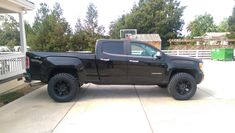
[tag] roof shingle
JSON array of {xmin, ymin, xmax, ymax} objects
[{"xmin": 133, "ymin": 34, "xmax": 161, "ymax": 42}]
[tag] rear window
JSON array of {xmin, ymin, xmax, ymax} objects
[{"xmin": 102, "ymin": 41, "xmax": 124, "ymax": 55}]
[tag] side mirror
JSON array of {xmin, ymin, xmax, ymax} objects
[{"xmin": 154, "ymin": 51, "xmax": 162, "ymax": 59}]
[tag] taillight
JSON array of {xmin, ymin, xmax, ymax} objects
[{"xmin": 26, "ymin": 56, "xmax": 30, "ymax": 69}]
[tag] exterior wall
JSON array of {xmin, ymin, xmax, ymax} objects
[{"xmin": 145, "ymin": 41, "xmax": 161, "ymax": 49}]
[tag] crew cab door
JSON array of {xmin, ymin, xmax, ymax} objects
[
  {"xmin": 96, "ymin": 40, "xmax": 128, "ymax": 84},
  {"xmin": 127, "ymin": 41, "xmax": 166, "ymax": 85}
]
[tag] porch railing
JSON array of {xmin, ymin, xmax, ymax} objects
[{"xmin": 0, "ymin": 52, "xmax": 25, "ymax": 81}]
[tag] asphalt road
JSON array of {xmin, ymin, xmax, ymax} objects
[{"xmin": 0, "ymin": 60, "xmax": 235, "ymax": 133}]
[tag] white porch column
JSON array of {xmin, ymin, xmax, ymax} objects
[{"xmin": 19, "ymin": 12, "xmax": 27, "ymax": 54}]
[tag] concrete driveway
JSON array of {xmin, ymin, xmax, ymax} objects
[{"xmin": 0, "ymin": 60, "xmax": 235, "ymax": 133}]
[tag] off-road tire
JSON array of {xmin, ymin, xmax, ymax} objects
[
  {"xmin": 167, "ymin": 73, "xmax": 197, "ymax": 100},
  {"xmin": 48, "ymin": 73, "xmax": 78, "ymax": 102}
]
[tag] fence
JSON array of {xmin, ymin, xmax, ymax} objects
[
  {"xmin": 162, "ymin": 50, "xmax": 212, "ymax": 59},
  {"xmin": 0, "ymin": 52, "xmax": 25, "ymax": 81},
  {"xmin": 162, "ymin": 50, "xmax": 235, "ymax": 59}
]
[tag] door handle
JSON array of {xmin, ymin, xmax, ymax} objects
[
  {"xmin": 100, "ymin": 58, "xmax": 110, "ymax": 61},
  {"xmin": 129, "ymin": 60, "xmax": 139, "ymax": 63}
]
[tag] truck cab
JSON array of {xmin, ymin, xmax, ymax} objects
[{"xmin": 95, "ymin": 40, "xmax": 166, "ymax": 85}]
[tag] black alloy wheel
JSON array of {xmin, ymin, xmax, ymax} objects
[
  {"xmin": 175, "ymin": 79, "xmax": 192, "ymax": 96},
  {"xmin": 54, "ymin": 80, "xmax": 71, "ymax": 97}
]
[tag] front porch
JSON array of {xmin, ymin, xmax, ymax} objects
[{"xmin": 0, "ymin": 0, "xmax": 34, "ymax": 83}]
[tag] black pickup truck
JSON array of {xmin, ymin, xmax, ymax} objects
[{"xmin": 24, "ymin": 39, "xmax": 204, "ymax": 102}]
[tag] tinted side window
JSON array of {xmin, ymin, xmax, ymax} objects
[
  {"xmin": 130, "ymin": 42, "xmax": 157, "ymax": 57},
  {"xmin": 102, "ymin": 42, "xmax": 124, "ymax": 55}
]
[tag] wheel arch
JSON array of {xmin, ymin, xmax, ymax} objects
[
  {"xmin": 169, "ymin": 69, "xmax": 197, "ymax": 81},
  {"xmin": 40, "ymin": 56, "xmax": 85, "ymax": 84},
  {"xmin": 49, "ymin": 67, "xmax": 78, "ymax": 79}
]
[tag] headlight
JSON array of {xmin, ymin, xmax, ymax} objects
[{"xmin": 199, "ymin": 62, "xmax": 203, "ymax": 71}]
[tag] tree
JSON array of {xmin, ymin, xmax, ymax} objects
[
  {"xmin": 6, "ymin": 39, "xmax": 16, "ymax": 51},
  {"xmin": 69, "ymin": 31, "xmax": 88, "ymax": 51},
  {"xmin": 74, "ymin": 18, "xmax": 83, "ymax": 33},
  {"xmin": 109, "ymin": 0, "xmax": 185, "ymax": 49},
  {"xmin": 109, "ymin": 15, "xmax": 127, "ymax": 38},
  {"xmin": 83, "ymin": 3, "xmax": 105, "ymax": 51},
  {"xmin": 217, "ymin": 18, "xmax": 229, "ymax": 32},
  {"xmin": 0, "ymin": 15, "xmax": 20, "ymax": 50},
  {"xmin": 139, "ymin": 0, "xmax": 147, "ymax": 5},
  {"xmin": 68, "ymin": 3, "xmax": 106, "ymax": 52},
  {"xmin": 25, "ymin": 21, "xmax": 34, "ymax": 51},
  {"xmin": 84, "ymin": 3, "xmax": 98, "ymax": 36},
  {"xmin": 25, "ymin": 2, "xmax": 105, "ymax": 52},
  {"xmin": 68, "ymin": 18, "xmax": 87, "ymax": 51},
  {"xmin": 228, "ymin": 5, "xmax": 235, "ymax": 38},
  {"xmin": 228, "ymin": 5, "xmax": 235, "ymax": 32},
  {"xmin": 187, "ymin": 13, "xmax": 217, "ymax": 38},
  {"xmin": 27, "ymin": 3, "xmax": 72, "ymax": 51}
]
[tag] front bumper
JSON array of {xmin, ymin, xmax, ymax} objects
[{"xmin": 196, "ymin": 71, "xmax": 204, "ymax": 84}]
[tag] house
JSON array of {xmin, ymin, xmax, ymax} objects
[
  {"xmin": 0, "ymin": 0, "xmax": 34, "ymax": 82},
  {"xmin": 194, "ymin": 32, "xmax": 230, "ymax": 45},
  {"xmin": 0, "ymin": 0, "xmax": 34, "ymax": 53},
  {"xmin": 204, "ymin": 32, "xmax": 230, "ymax": 45},
  {"xmin": 132, "ymin": 34, "xmax": 162, "ymax": 49}
]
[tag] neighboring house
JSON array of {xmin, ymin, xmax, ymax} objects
[
  {"xmin": 194, "ymin": 32, "xmax": 230, "ymax": 45},
  {"xmin": 131, "ymin": 34, "xmax": 162, "ymax": 49}
]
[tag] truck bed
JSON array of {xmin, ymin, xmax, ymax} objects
[
  {"xmin": 26, "ymin": 51, "xmax": 98, "ymax": 83},
  {"xmin": 28, "ymin": 52, "xmax": 96, "ymax": 60}
]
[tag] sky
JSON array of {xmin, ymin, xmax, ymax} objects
[{"xmin": 24, "ymin": 0, "xmax": 235, "ymax": 35}]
